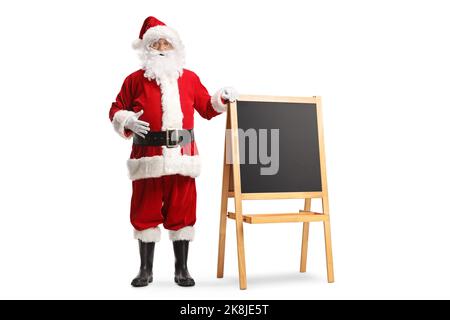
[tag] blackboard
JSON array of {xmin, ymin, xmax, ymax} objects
[
  {"xmin": 217, "ymin": 96, "xmax": 334, "ymax": 289},
  {"xmin": 236, "ymin": 100, "xmax": 322, "ymax": 193}
]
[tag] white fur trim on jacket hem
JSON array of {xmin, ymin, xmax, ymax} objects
[
  {"xmin": 112, "ymin": 110, "xmax": 135, "ymax": 139},
  {"xmin": 134, "ymin": 227, "xmax": 161, "ymax": 243},
  {"xmin": 127, "ymin": 148, "xmax": 201, "ymax": 180},
  {"xmin": 211, "ymin": 89, "xmax": 227, "ymax": 113},
  {"xmin": 169, "ymin": 226, "xmax": 195, "ymax": 241}
]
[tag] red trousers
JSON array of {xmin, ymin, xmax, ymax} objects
[{"xmin": 130, "ymin": 174, "xmax": 197, "ymax": 232}]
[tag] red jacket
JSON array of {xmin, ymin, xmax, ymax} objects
[{"xmin": 109, "ymin": 69, "xmax": 227, "ymax": 180}]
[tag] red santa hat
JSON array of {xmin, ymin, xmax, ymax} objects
[{"xmin": 132, "ymin": 16, "xmax": 183, "ymax": 51}]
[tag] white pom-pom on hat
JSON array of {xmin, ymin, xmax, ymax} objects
[{"xmin": 132, "ymin": 39, "xmax": 143, "ymax": 50}]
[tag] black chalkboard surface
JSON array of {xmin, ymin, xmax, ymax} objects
[{"xmin": 236, "ymin": 100, "xmax": 322, "ymax": 193}]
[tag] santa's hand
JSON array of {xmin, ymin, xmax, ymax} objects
[
  {"xmin": 220, "ymin": 86, "xmax": 239, "ymax": 103},
  {"xmin": 124, "ymin": 110, "xmax": 150, "ymax": 138}
]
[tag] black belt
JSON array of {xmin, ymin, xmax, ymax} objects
[{"xmin": 133, "ymin": 129, "xmax": 194, "ymax": 147}]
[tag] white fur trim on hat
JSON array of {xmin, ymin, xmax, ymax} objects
[
  {"xmin": 169, "ymin": 226, "xmax": 195, "ymax": 241},
  {"xmin": 134, "ymin": 226, "xmax": 161, "ymax": 243},
  {"xmin": 132, "ymin": 25, "xmax": 183, "ymax": 51},
  {"xmin": 127, "ymin": 149, "xmax": 201, "ymax": 180},
  {"xmin": 211, "ymin": 89, "xmax": 228, "ymax": 113},
  {"xmin": 112, "ymin": 110, "xmax": 135, "ymax": 139}
]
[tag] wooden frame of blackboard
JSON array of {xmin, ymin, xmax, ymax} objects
[{"xmin": 216, "ymin": 95, "xmax": 335, "ymax": 290}]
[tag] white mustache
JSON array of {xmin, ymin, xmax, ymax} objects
[
  {"xmin": 139, "ymin": 46, "xmax": 184, "ymax": 83},
  {"xmin": 146, "ymin": 48, "xmax": 172, "ymax": 58}
]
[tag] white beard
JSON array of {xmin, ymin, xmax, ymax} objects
[{"xmin": 139, "ymin": 47, "xmax": 185, "ymax": 85}]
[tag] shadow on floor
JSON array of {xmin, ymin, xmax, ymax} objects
[{"xmin": 152, "ymin": 271, "xmax": 324, "ymax": 289}]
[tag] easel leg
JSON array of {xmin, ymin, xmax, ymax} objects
[
  {"xmin": 300, "ymin": 198, "xmax": 311, "ymax": 272},
  {"xmin": 227, "ymin": 102, "xmax": 247, "ymax": 289},
  {"xmin": 235, "ymin": 215, "xmax": 247, "ymax": 290},
  {"xmin": 217, "ymin": 165, "xmax": 230, "ymax": 278},
  {"xmin": 300, "ymin": 223, "xmax": 310, "ymax": 272},
  {"xmin": 323, "ymin": 220, "xmax": 335, "ymax": 283},
  {"xmin": 321, "ymin": 195, "xmax": 334, "ymax": 283}
]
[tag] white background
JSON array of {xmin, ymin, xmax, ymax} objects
[{"xmin": 0, "ymin": 0, "xmax": 449, "ymax": 300}]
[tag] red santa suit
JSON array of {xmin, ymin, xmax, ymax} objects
[{"xmin": 109, "ymin": 17, "xmax": 228, "ymax": 243}]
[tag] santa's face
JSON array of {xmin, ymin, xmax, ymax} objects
[
  {"xmin": 148, "ymin": 38, "xmax": 174, "ymax": 51},
  {"xmin": 139, "ymin": 37, "xmax": 184, "ymax": 83}
]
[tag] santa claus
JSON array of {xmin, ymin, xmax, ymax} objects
[{"xmin": 109, "ymin": 16, "xmax": 238, "ymax": 287}]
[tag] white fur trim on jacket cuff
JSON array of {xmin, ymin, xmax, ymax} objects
[
  {"xmin": 169, "ymin": 226, "xmax": 195, "ymax": 241},
  {"xmin": 134, "ymin": 227, "xmax": 161, "ymax": 243},
  {"xmin": 211, "ymin": 89, "xmax": 228, "ymax": 113},
  {"xmin": 112, "ymin": 110, "xmax": 135, "ymax": 139}
]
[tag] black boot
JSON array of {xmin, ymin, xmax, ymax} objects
[
  {"xmin": 173, "ymin": 240, "xmax": 195, "ymax": 287},
  {"xmin": 131, "ymin": 240, "xmax": 155, "ymax": 287}
]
